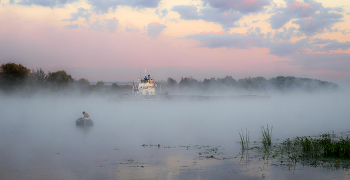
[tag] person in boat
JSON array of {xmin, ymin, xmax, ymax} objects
[{"xmin": 82, "ymin": 111, "xmax": 90, "ymax": 119}]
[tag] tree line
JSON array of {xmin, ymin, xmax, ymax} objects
[
  {"xmin": 0, "ymin": 62, "xmax": 340, "ymax": 95},
  {"xmin": 0, "ymin": 62, "xmax": 119, "ymax": 94},
  {"xmin": 158, "ymin": 75, "xmax": 340, "ymax": 93}
]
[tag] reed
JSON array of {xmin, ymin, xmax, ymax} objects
[
  {"xmin": 239, "ymin": 128, "xmax": 249, "ymax": 150},
  {"xmin": 261, "ymin": 124, "xmax": 273, "ymax": 147},
  {"xmin": 298, "ymin": 133, "xmax": 350, "ymax": 159}
]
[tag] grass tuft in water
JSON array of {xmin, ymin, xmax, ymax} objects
[
  {"xmin": 296, "ymin": 133, "xmax": 350, "ymax": 159},
  {"xmin": 239, "ymin": 128, "xmax": 249, "ymax": 150},
  {"xmin": 261, "ymin": 124, "xmax": 273, "ymax": 147},
  {"xmin": 276, "ymin": 133, "xmax": 350, "ymax": 169}
]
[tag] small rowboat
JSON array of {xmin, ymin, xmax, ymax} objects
[{"xmin": 76, "ymin": 118, "xmax": 93, "ymax": 126}]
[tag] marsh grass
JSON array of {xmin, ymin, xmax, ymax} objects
[
  {"xmin": 275, "ymin": 133, "xmax": 350, "ymax": 169},
  {"xmin": 261, "ymin": 124, "xmax": 272, "ymax": 147},
  {"xmin": 247, "ymin": 130, "xmax": 350, "ymax": 170},
  {"xmin": 297, "ymin": 134, "xmax": 350, "ymax": 159},
  {"xmin": 239, "ymin": 128, "xmax": 249, "ymax": 150}
]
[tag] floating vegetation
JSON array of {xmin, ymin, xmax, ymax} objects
[
  {"xmin": 206, "ymin": 155, "xmax": 215, "ymax": 159},
  {"xmin": 261, "ymin": 124, "xmax": 272, "ymax": 147},
  {"xmin": 251, "ymin": 132, "xmax": 350, "ymax": 170},
  {"xmin": 239, "ymin": 128, "xmax": 249, "ymax": 150},
  {"xmin": 283, "ymin": 133, "xmax": 350, "ymax": 159}
]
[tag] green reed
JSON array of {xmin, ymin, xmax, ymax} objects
[
  {"xmin": 261, "ymin": 124, "xmax": 273, "ymax": 147},
  {"xmin": 239, "ymin": 128, "xmax": 249, "ymax": 150}
]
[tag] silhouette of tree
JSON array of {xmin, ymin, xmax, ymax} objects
[
  {"xmin": 46, "ymin": 70, "xmax": 74, "ymax": 88},
  {"xmin": 167, "ymin": 77, "xmax": 177, "ymax": 86},
  {"xmin": 112, "ymin": 83, "xmax": 118, "ymax": 89},
  {"xmin": 179, "ymin": 77, "xmax": 198, "ymax": 88},
  {"xmin": 30, "ymin": 68, "xmax": 47, "ymax": 87},
  {"xmin": 0, "ymin": 62, "xmax": 30, "ymax": 90},
  {"xmin": 77, "ymin": 78, "xmax": 90, "ymax": 87},
  {"xmin": 96, "ymin": 81, "xmax": 105, "ymax": 87}
]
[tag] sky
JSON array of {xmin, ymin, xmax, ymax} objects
[{"xmin": 1, "ymin": 0, "xmax": 350, "ymax": 84}]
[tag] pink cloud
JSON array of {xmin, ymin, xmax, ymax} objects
[
  {"xmin": 243, "ymin": 0, "xmax": 256, "ymax": 3},
  {"xmin": 303, "ymin": 49, "xmax": 329, "ymax": 55},
  {"xmin": 199, "ymin": 31, "xmax": 224, "ymax": 34},
  {"xmin": 149, "ymin": 22, "xmax": 161, "ymax": 25},
  {"xmin": 291, "ymin": 1, "xmax": 300, "ymax": 7},
  {"xmin": 112, "ymin": 17, "xmax": 118, "ymax": 20},
  {"xmin": 287, "ymin": 1, "xmax": 310, "ymax": 10},
  {"xmin": 209, "ymin": 31, "xmax": 224, "ymax": 34},
  {"xmin": 242, "ymin": 33, "xmax": 247, "ymax": 36}
]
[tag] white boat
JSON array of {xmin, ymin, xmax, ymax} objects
[{"xmin": 132, "ymin": 69, "xmax": 157, "ymax": 96}]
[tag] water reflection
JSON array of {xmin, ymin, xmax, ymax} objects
[{"xmin": 75, "ymin": 123, "xmax": 93, "ymax": 135}]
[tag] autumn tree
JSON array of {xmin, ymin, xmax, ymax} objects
[
  {"xmin": 46, "ymin": 70, "xmax": 74, "ymax": 88},
  {"xmin": 0, "ymin": 62, "xmax": 31, "ymax": 90}
]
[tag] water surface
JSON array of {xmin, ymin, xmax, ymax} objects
[{"xmin": 1, "ymin": 93, "xmax": 349, "ymax": 179}]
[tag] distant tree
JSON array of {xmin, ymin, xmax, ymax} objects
[
  {"xmin": 203, "ymin": 78, "xmax": 210, "ymax": 85},
  {"xmin": 112, "ymin": 83, "xmax": 118, "ymax": 89},
  {"xmin": 96, "ymin": 81, "xmax": 105, "ymax": 88},
  {"xmin": 179, "ymin": 77, "xmax": 189, "ymax": 87},
  {"xmin": 46, "ymin": 70, "xmax": 74, "ymax": 87},
  {"xmin": 251, "ymin": 76, "xmax": 267, "ymax": 90},
  {"xmin": 167, "ymin": 77, "xmax": 177, "ymax": 86},
  {"xmin": 220, "ymin": 76, "xmax": 237, "ymax": 86},
  {"xmin": 267, "ymin": 76, "xmax": 340, "ymax": 92},
  {"xmin": 179, "ymin": 77, "xmax": 199, "ymax": 88},
  {"xmin": 238, "ymin": 77, "xmax": 253, "ymax": 89},
  {"xmin": 30, "ymin": 68, "xmax": 46, "ymax": 87},
  {"xmin": 0, "ymin": 62, "xmax": 31, "ymax": 90},
  {"xmin": 203, "ymin": 78, "xmax": 216, "ymax": 85},
  {"xmin": 77, "ymin": 78, "xmax": 90, "ymax": 87}
]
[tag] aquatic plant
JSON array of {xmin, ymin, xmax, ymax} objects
[
  {"xmin": 261, "ymin": 124, "xmax": 272, "ymax": 147},
  {"xmin": 298, "ymin": 134, "xmax": 350, "ymax": 159},
  {"xmin": 239, "ymin": 128, "xmax": 249, "ymax": 150},
  {"xmin": 248, "ymin": 131, "xmax": 350, "ymax": 170}
]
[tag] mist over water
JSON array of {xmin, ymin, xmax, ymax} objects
[{"xmin": 1, "ymin": 91, "xmax": 350, "ymax": 179}]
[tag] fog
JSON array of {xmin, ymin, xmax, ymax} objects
[{"xmin": 1, "ymin": 91, "xmax": 350, "ymax": 179}]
